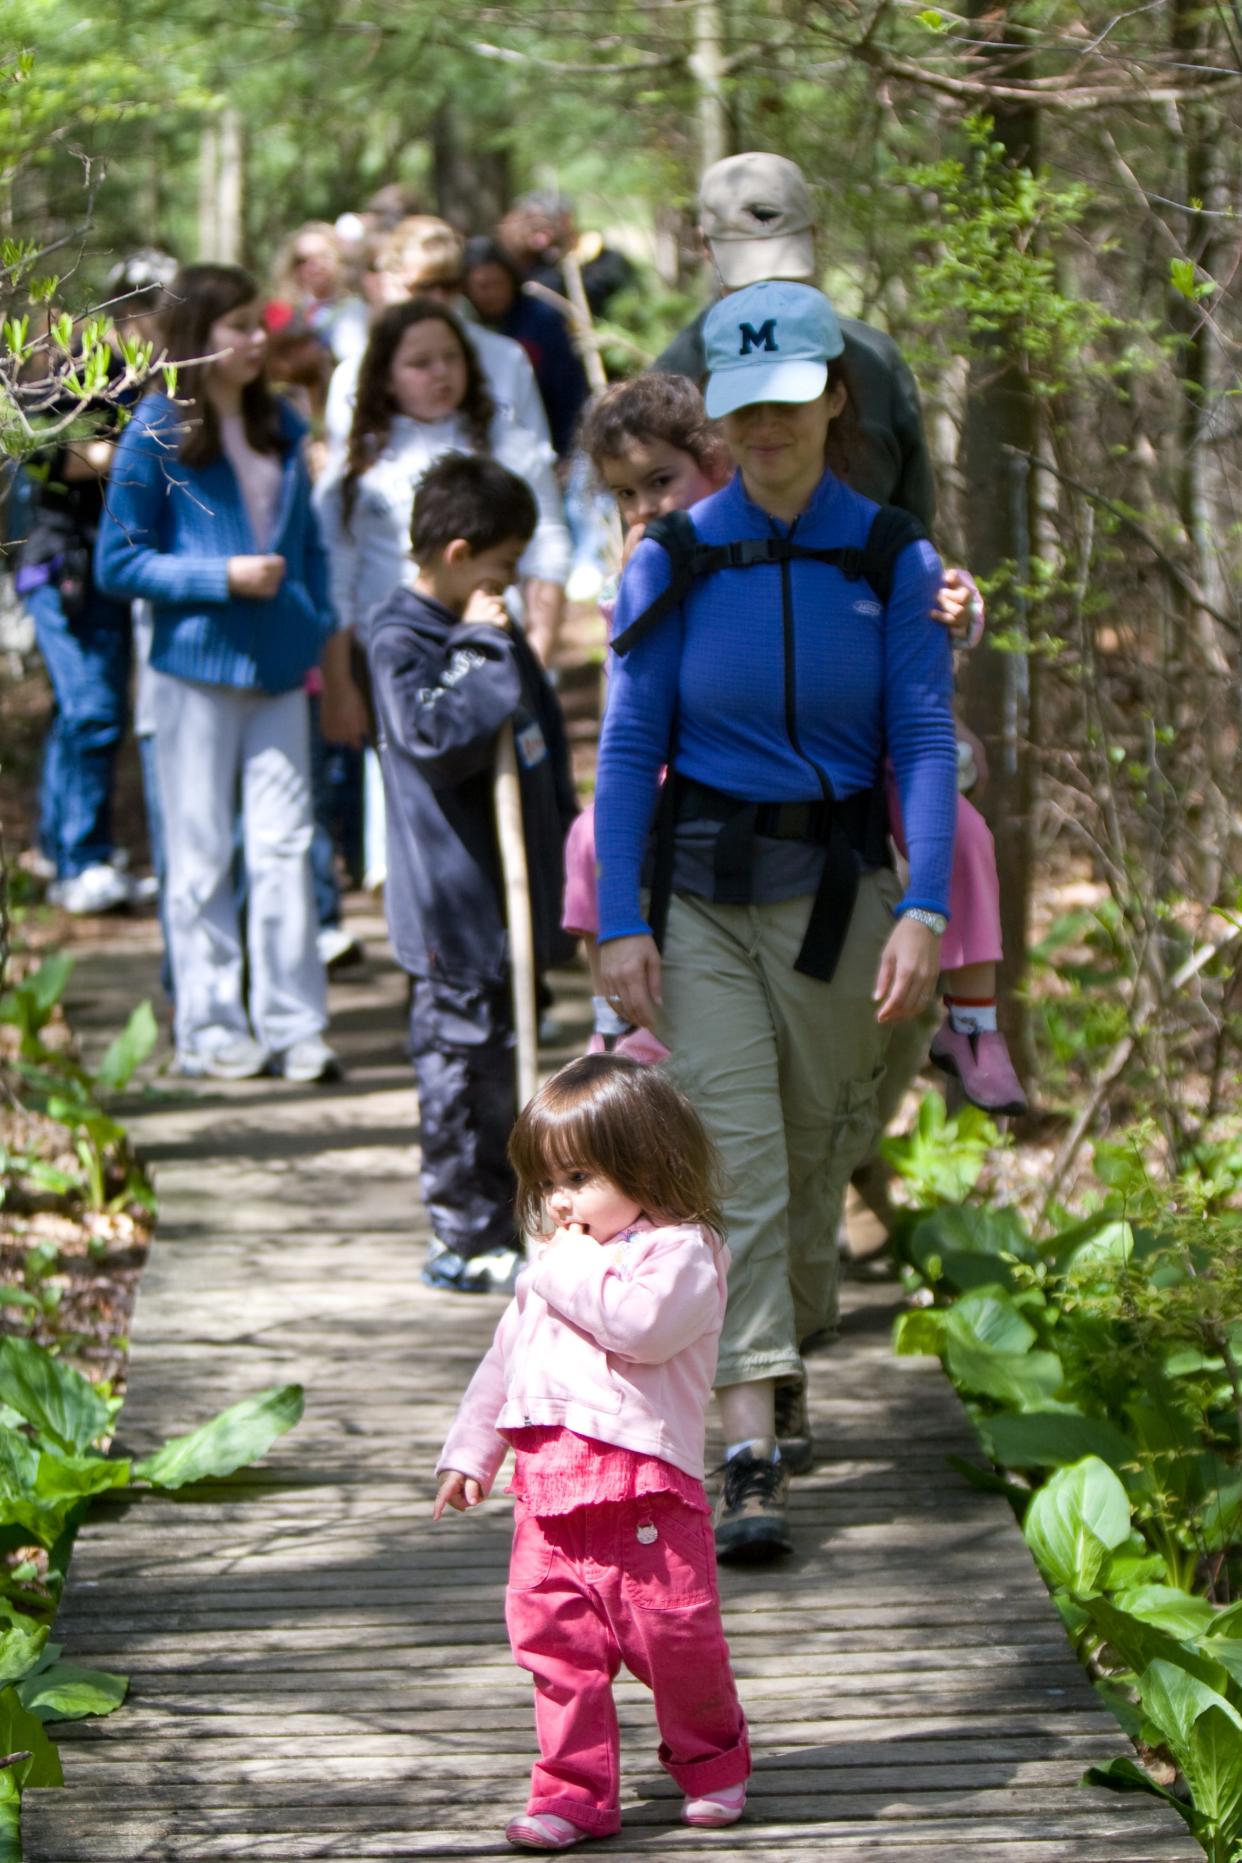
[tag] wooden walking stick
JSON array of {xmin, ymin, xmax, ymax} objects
[{"xmin": 493, "ymin": 717, "xmax": 539, "ymax": 1134}]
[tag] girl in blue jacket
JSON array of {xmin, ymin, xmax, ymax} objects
[{"xmin": 96, "ymin": 263, "xmax": 339, "ymax": 1082}]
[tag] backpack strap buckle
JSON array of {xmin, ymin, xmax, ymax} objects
[{"xmin": 721, "ymin": 537, "xmax": 780, "ymax": 570}]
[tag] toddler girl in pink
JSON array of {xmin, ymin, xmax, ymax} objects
[
  {"xmin": 434, "ymin": 1054, "xmax": 750, "ymax": 1849},
  {"xmin": 566, "ymin": 372, "xmax": 1025, "ymax": 1115}
]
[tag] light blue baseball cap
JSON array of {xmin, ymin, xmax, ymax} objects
[{"xmin": 703, "ymin": 280, "xmax": 844, "ymax": 419}]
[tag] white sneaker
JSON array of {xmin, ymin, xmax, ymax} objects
[
  {"xmin": 177, "ymin": 1035, "xmax": 270, "ymax": 1080},
  {"xmin": 316, "ymin": 927, "xmax": 364, "ymax": 971},
  {"xmin": 276, "ymin": 1036, "xmax": 342, "ymax": 1084},
  {"xmin": 56, "ymin": 863, "xmax": 133, "ymax": 916}
]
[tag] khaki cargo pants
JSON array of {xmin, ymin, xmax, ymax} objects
[{"xmin": 658, "ymin": 871, "xmax": 900, "ymax": 1390}]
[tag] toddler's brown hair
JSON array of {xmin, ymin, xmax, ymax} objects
[{"xmin": 508, "ymin": 1054, "xmax": 725, "ymax": 1240}]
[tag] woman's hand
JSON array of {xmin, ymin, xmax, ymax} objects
[
  {"xmin": 432, "ymin": 1470, "xmax": 484, "ymax": 1520},
  {"xmin": 932, "ymin": 567, "xmax": 985, "ymax": 643},
  {"xmin": 873, "ymin": 915, "xmax": 942, "ymax": 1025},
  {"xmin": 228, "ymin": 553, "xmax": 287, "ymax": 600},
  {"xmin": 598, "ymin": 933, "xmax": 663, "ymax": 1033}
]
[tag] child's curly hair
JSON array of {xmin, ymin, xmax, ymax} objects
[
  {"xmin": 508, "ymin": 1054, "xmax": 725, "ymax": 1240},
  {"xmin": 576, "ymin": 373, "xmax": 729, "ymax": 484}
]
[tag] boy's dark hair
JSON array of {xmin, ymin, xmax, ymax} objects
[
  {"xmin": 155, "ymin": 263, "xmax": 284, "ymax": 468},
  {"xmin": 577, "ymin": 372, "xmax": 729, "ymax": 482},
  {"xmin": 508, "ymin": 1053, "xmax": 725, "ymax": 1240},
  {"xmin": 410, "ymin": 451, "xmax": 537, "ymax": 561}
]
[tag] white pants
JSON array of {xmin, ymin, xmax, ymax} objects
[{"xmin": 153, "ymin": 676, "xmax": 326, "ymax": 1059}]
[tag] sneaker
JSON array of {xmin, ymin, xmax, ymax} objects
[
  {"xmin": 422, "ymin": 1238, "xmax": 523, "ymax": 1296},
  {"xmin": 774, "ymin": 1373, "xmax": 814, "ymax": 1475},
  {"xmin": 54, "ymin": 862, "xmax": 132, "ymax": 916},
  {"xmin": 316, "ymin": 926, "xmax": 364, "ymax": 971},
  {"xmin": 713, "ymin": 1445, "xmax": 793, "ymax": 1564},
  {"xmin": 275, "ymin": 1036, "xmax": 343, "ymax": 1084},
  {"xmin": 683, "ymin": 1782, "xmax": 746, "ymax": 1828},
  {"xmin": 930, "ymin": 1018, "xmax": 1028, "ymax": 1117},
  {"xmin": 504, "ymin": 1812, "xmax": 587, "ymax": 1851},
  {"xmin": 177, "ymin": 1035, "xmax": 270, "ymax": 1080}
]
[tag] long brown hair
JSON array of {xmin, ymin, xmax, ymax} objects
[
  {"xmin": 822, "ymin": 356, "xmax": 861, "ymax": 484},
  {"xmin": 508, "ymin": 1055, "xmax": 725, "ymax": 1240},
  {"xmin": 156, "ymin": 264, "xmax": 283, "ymax": 467},
  {"xmin": 340, "ymin": 299, "xmax": 494, "ymax": 528}
]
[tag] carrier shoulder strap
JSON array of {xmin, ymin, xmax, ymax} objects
[{"xmin": 610, "ymin": 503, "xmax": 929, "ymax": 658}]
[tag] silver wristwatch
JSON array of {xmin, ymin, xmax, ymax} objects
[{"xmin": 902, "ymin": 907, "xmax": 947, "ymax": 937}]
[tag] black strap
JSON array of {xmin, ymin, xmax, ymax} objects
[{"xmin": 612, "ymin": 504, "xmax": 928, "ymax": 657}]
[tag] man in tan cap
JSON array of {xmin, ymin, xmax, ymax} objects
[{"xmin": 654, "ymin": 152, "xmax": 934, "ymax": 527}]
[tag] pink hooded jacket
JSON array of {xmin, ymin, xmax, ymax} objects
[{"xmin": 436, "ymin": 1219, "xmax": 729, "ymax": 1488}]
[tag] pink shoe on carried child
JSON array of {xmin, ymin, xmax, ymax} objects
[
  {"xmin": 930, "ymin": 1016, "xmax": 1028, "ymax": 1117},
  {"xmin": 505, "ymin": 1811, "xmax": 589, "ymax": 1850},
  {"xmin": 683, "ymin": 1781, "xmax": 746, "ymax": 1828},
  {"xmin": 584, "ymin": 1027, "xmax": 670, "ymax": 1066}
]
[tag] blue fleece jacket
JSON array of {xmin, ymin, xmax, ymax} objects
[
  {"xmin": 595, "ymin": 469, "xmax": 958, "ymax": 940},
  {"xmin": 94, "ymin": 393, "xmax": 335, "ymax": 694}
]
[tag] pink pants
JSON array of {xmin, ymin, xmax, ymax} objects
[
  {"xmin": 567, "ymin": 788, "xmax": 1003, "ymax": 975},
  {"xmin": 504, "ymin": 1495, "xmax": 750, "ymax": 1836},
  {"xmin": 886, "ymin": 781, "xmax": 1003, "ymax": 973}
]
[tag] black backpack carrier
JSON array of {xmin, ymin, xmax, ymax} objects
[{"xmin": 610, "ymin": 505, "xmax": 928, "ymax": 984}]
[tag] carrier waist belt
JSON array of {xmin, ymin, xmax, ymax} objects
[{"xmin": 662, "ymin": 777, "xmax": 890, "ymax": 983}]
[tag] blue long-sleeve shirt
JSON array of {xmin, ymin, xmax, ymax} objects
[
  {"xmin": 94, "ymin": 393, "xmax": 335, "ymax": 694},
  {"xmin": 595, "ymin": 469, "xmax": 957, "ymax": 941}
]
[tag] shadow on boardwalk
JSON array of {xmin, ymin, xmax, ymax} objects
[{"xmin": 24, "ymin": 915, "xmax": 1196, "ymax": 1862}]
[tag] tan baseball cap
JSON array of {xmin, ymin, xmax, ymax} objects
[{"xmin": 698, "ymin": 153, "xmax": 816, "ymax": 289}]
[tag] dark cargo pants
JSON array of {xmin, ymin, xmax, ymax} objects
[{"xmin": 408, "ymin": 972, "xmax": 519, "ymax": 1260}]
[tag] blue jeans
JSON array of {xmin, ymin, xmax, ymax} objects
[
  {"xmin": 26, "ymin": 580, "xmax": 131, "ymax": 877},
  {"xmin": 308, "ymin": 694, "xmax": 362, "ymax": 930}
]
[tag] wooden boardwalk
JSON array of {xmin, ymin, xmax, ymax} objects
[{"xmin": 25, "ymin": 919, "xmax": 1196, "ymax": 1861}]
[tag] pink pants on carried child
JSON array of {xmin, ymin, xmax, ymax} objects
[{"xmin": 564, "ymin": 787, "xmax": 1003, "ymax": 977}]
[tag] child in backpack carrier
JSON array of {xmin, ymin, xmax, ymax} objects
[
  {"xmin": 434, "ymin": 1054, "xmax": 750, "ymax": 1849},
  {"xmin": 571, "ymin": 372, "xmax": 1026, "ymax": 1117}
]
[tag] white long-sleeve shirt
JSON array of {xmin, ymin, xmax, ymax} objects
[{"xmin": 314, "ymin": 411, "xmax": 570, "ymax": 639}]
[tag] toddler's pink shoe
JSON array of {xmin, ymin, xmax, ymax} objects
[
  {"xmin": 930, "ymin": 1017, "xmax": 1028, "ymax": 1117},
  {"xmin": 505, "ymin": 1812, "xmax": 589, "ymax": 1850},
  {"xmin": 683, "ymin": 1781, "xmax": 746, "ymax": 1827}
]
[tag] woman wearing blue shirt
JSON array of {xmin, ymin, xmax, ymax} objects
[
  {"xmin": 96, "ymin": 263, "xmax": 339, "ymax": 1083},
  {"xmin": 595, "ymin": 282, "xmax": 957, "ymax": 1562}
]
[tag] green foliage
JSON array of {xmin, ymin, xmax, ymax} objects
[
  {"xmin": 890, "ymin": 1125, "xmax": 1242, "ymax": 1860},
  {"xmin": 880, "ymin": 1092, "xmax": 1002, "ymax": 1205},
  {"xmin": 134, "ymin": 1384, "xmax": 305, "ymax": 1490},
  {"xmin": 0, "ymin": 957, "xmax": 156, "ymax": 1213}
]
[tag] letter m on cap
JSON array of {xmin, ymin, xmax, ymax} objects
[{"xmin": 738, "ymin": 318, "xmax": 778, "ymax": 356}]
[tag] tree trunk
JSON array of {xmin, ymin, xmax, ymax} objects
[
  {"xmin": 691, "ymin": 0, "xmax": 732, "ymax": 174},
  {"xmin": 956, "ymin": 8, "xmax": 1041, "ymax": 1063},
  {"xmin": 431, "ymin": 100, "xmax": 511, "ymax": 233}
]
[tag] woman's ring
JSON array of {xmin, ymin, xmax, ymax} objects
[{"xmin": 607, "ymin": 993, "xmax": 623, "ymax": 1003}]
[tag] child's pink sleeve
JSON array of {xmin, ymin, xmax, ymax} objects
[
  {"xmin": 436, "ymin": 1298, "xmax": 520, "ymax": 1491},
  {"xmin": 561, "ymin": 804, "xmax": 599, "ymax": 937}
]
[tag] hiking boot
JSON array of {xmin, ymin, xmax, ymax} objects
[
  {"xmin": 713, "ymin": 1446, "xmax": 792, "ymax": 1564},
  {"xmin": 930, "ymin": 1018, "xmax": 1028, "ymax": 1117},
  {"xmin": 774, "ymin": 1374, "xmax": 814, "ymax": 1474}
]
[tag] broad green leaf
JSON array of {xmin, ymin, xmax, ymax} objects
[
  {"xmin": 1140, "ymin": 1659, "xmax": 1242, "ymax": 1762},
  {"xmin": 1112, "ymin": 1585, "xmax": 1216, "ymax": 1641},
  {"xmin": 1198, "ymin": 1640, "xmax": 1242, "ymax": 1693},
  {"xmin": 0, "ymin": 1338, "xmax": 110, "ymax": 1454},
  {"xmin": 1063, "ymin": 1219, "xmax": 1136, "ymax": 1270},
  {"xmin": 910, "ymin": 1202, "xmax": 1035, "ymax": 1263},
  {"xmin": 1199, "ymin": 1475, "xmax": 1242, "ymax": 1553},
  {"xmin": 135, "ymin": 1384, "xmax": 304, "ymax": 1489},
  {"xmin": 0, "ymin": 1771, "xmax": 18, "ymax": 1863},
  {"xmin": 17, "ymin": 1659, "xmax": 127, "ymax": 1722},
  {"xmin": 1023, "ymin": 1456, "xmax": 1130, "ymax": 1592},
  {"xmin": 980, "ymin": 1410, "xmax": 1137, "ymax": 1473},
  {"xmin": 891, "ymin": 1308, "xmax": 945, "ymax": 1356},
  {"xmin": 1100, "ymin": 1544, "xmax": 1172, "ymax": 1590},
  {"xmin": 1188, "ymin": 1703, "xmax": 1242, "ymax": 1830},
  {"xmin": 944, "ymin": 1289, "xmax": 1038, "ymax": 1355},
  {"xmin": 1085, "ymin": 1596, "xmax": 1229, "ymax": 1693},
  {"xmin": 945, "ymin": 1336, "xmax": 1064, "ymax": 1409},
  {"xmin": 0, "ymin": 1428, "xmax": 39, "ymax": 1500},
  {"xmin": 93, "ymin": 1000, "xmax": 158, "ymax": 1092},
  {"xmin": 1082, "ymin": 1754, "xmax": 1196, "ymax": 1829},
  {"xmin": 0, "ymin": 1620, "xmax": 48, "ymax": 1687},
  {"xmin": 0, "ymin": 1683, "xmax": 62, "ymax": 1789},
  {"xmin": 1205, "ymin": 1603, "xmax": 1242, "ymax": 1639},
  {"xmin": 1093, "ymin": 1677, "xmax": 1143, "ymax": 1739}
]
